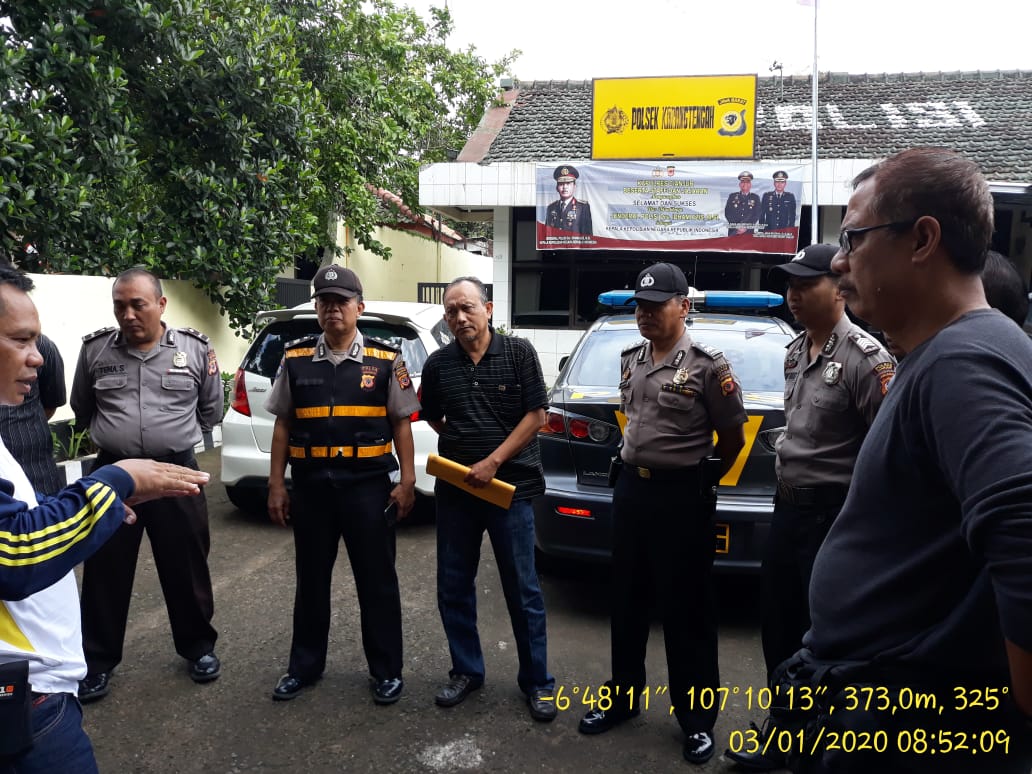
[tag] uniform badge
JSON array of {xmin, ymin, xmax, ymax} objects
[
  {"xmin": 874, "ymin": 361, "xmax": 895, "ymax": 395},
  {"xmin": 673, "ymin": 368, "xmax": 689, "ymax": 385},
  {"xmin": 785, "ymin": 357, "xmax": 798, "ymax": 370},
  {"xmin": 172, "ymin": 351, "xmax": 188, "ymax": 368},
  {"xmin": 639, "ymin": 272, "xmax": 655, "ymax": 288},
  {"xmin": 325, "ymin": 269, "xmax": 338, "ymax": 280},
  {"xmin": 820, "ymin": 333, "xmax": 838, "ymax": 356},
  {"xmin": 720, "ymin": 375, "xmax": 736, "ymax": 396},
  {"xmin": 822, "ymin": 361, "xmax": 843, "ymax": 385},
  {"xmin": 207, "ymin": 348, "xmax": 219, "ymax": 376},
  {"xmin": 855, "ymin": 336, "xmax": 881, "ymax": 355},
  {"xmin": 396, "ymin": 364, "xmax": 412, "ymax": 390},
  {"xmin": 621, "ymin": 368, "xmax": 631, "ymax": 383},
  {"xmin": 361, "ymin": 365, "xmax": 378, "ymax": 390}
]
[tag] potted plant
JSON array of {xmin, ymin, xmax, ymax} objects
[{"xmin": 51, "ymin": 419, "xmax": 99, "ymax": 485}]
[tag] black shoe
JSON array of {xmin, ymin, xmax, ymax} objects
[
  {"xmin": 527, "ymin": 688, "xmax": 557, "ymax": 722},
  {"xmin": 188, "ymin": 652, "xmax": 221, "ymax": 683},
  {"xmin": 272, "ymin": 674, "xmax": 308, "ymax": 701},
  {"xmin": 724, "ymin": 720, "xmax": 787, "ymax": 771},
  {"xmin": 577, "ymin": 705, "xmax": 640, "ymax": 735},
  {"xmin": 78, "ymin": 672, "xmax": 111, "ymax": 704},
  {"xmin": 371, "ymin": 677, "xmax": 404, "ymax": 705},
  {"xmin": 683, "ymin": 730, "xmax": 715, "ymax": 765},
  {"xmin": 434, "ymin": 674, "xmax": 481, "ymax": 707}
]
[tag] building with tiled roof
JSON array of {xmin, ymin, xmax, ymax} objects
[{"xmin": 419, "ymin": 71, "xmax": 1032, "ymax": 380}]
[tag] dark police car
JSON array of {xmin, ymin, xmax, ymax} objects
[{"xmin": 534, "ymin": 290, "xmax": 793, "ymax": 571}]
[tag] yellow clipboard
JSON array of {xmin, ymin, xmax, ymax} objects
[{"xmin": 426, "ymin": 454, "xmax": 516, "ymax": 510}]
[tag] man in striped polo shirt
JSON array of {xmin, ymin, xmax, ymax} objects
[{"xmin": 419, "ymin": 276, "xmax": 556, "ymax": 722}]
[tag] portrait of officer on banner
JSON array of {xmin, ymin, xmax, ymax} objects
[
  {"xmin": 759, "ymin": 170, "xmax": 798, "ymax": 232},
  {"xmin": 544, "ymin": 164, "xmax": 593, "ymax": 235},
  {"xmin": 724, "ymin": 171, "xmax": 761, "ymax": 236}
]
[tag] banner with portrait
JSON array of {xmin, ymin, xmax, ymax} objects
[{"xmin": 535, "ymin": 161, "xmax": 804, "ymax": 254}]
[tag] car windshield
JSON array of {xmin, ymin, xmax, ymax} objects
[
  {"xmin": 243, "ymin": 318, "xmax": 430, "ymax": 379},
  {"xmin": 565, "ymin": 324, "xmax": 790, "ymax": 393}
]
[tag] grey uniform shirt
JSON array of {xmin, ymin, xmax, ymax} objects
[
  {"xmin": 776, "ymin": 315, "xmax": 895, "ymax": 487},
  {"xmin": 620, "ymin": 329, "xmax": 747, "ymax": 469},
  {"xmin": 71, "ymin": 324, "xmax": 223, "ymax": 457},
  {"xmin": 265, "ymin": 331, "xmax": 420, "ymax": 420}
]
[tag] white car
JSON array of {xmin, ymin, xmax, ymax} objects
[{"xmin": 220, "ymin": 300, "xmax": 452, "ymax": 514}]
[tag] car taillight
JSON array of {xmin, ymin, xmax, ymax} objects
[
  {"xmin": 556, "ymin": 506, "xmax": 593, "ymax": 518},
  {"xmin": 568, "ymin": 418, "xmax": 590, "ymax": 439},
  {"xmin": 230, "ymin": 369, "xmax": 251, "ymax": 417},
  {"xmin": 542, "ymin": 410, "xmax": 566, "ymax": 434}
]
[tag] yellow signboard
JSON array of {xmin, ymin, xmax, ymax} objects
[{"xmin": 592, "ymin": 75, "xmax": 757, "ymax": 160}]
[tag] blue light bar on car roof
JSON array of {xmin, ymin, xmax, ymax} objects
[{"xmin": 598, "ymin": 289, "xmax": 783, "ymax": 309}]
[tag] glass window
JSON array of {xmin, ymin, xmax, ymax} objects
[{"xmin": 565, "ymin": 324, "xmax": 791, "ymax": 393}]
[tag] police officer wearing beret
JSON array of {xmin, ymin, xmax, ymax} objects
[
  {"xmin": 759, "ymin": 170, "xmax": 797, "ymax": 232},
  {"xmin": 544, "ymin": 165, "xmax": 593, "ymax": 235},
  {"xmin": 724, "ymin": 171, "xmax": 761, "ymax": 236},
  {"xmin": 579, "ymin": 262, "xmax": 747, "ymax": 766},
  {"xmin": 265, "ymin": 265, "xmax": 418, "ymax": 706},
  {"xmin": 72, "ymin": 268, "xmax": 223, "ymax": 702},
  {"xmin": 726, "ymin": 244, "xmax": 895, "ymax": 771}
]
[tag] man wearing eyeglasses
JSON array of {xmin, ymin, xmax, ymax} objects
[
  {"xmin": 736, "ymin": 148, "xmax": 1032, "ymax": 773},
  {"xmin": 726, "ymin": 243, "xmax": 894, "ymax": 772},
  {"xmin": 265, "ymin": 265, "xmax": 418, "ymax": 706}
]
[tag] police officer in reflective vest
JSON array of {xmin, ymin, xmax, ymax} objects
[
  {"xmin": 265, "ymin": 265, "xmax": 418, "ymax": 706},
  {"xmin": 579, "ymin": 262, "xmax": 747, "ymax": 766},
  {"xmin": 726, "ymin": 243, "xmax": 895, "ymax": 771}
]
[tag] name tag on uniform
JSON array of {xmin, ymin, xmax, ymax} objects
[{"xmin": 661, "ymin": 383, "xmax": 697, "ymax": 396}]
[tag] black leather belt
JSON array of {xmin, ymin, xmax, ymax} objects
[
  {"xmin": 96, "ymin": 449, "xmax": 196, "ymax": 466},
  {"xmin": 777, "ymin": 481, "xmax": 848, "ymax": 508},
  {"xmin": 625, "ymin": 464, "xmax": 701, "ymax": 483}
]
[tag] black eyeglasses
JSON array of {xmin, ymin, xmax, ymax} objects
[{"xmin": 838, "ymin": 219, "xmax": 916, "ymax": 254}]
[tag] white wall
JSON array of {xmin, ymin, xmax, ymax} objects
[{"xmin": 29, "ymin": 274, "xmax": 251, "ymax": 422}]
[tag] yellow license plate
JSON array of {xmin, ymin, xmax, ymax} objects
[{"xmin": 714, "ymin": 522, "xmax": 730, "ymax": 554}]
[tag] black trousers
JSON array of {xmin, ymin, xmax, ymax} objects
[
  {"xmin": 81, "ymin": 457, "xmax": 217, "ymax": 674},
  {"xmin": 609, "ymin": 470, "xmax": 719, "ymax": 735},
  {"xmin": 287, "ymin": 475, "xmax": 402, "ymax": 682},
  {"xmin": 760, "ymin": 497, "xmax": 840, "ymax": 678}
]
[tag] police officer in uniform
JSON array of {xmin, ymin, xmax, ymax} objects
[
  {"xmin": 724, "ymin": 171, "xmax": 760, "ymax": 235},
  {"xmin": 726, "ymin": 244, "xmax": 895, "ymax": 771},
  {"xmin": 759, "ymin": 170, "xmax": 797, "ymax": 232},
  {"xmin": 578, "ymin": 262, "xmax": 747, "ymax": 766},
  {"xmin": 72, "ymin": 268, "xmax": 223, "ymax": 702},
  {"xmin": 544, "ymin": 165, "xmax": 593, "ymax": 235},
  {"xmin": 266, "ymin": 265, "xmax": 418, "ymax": 705}
]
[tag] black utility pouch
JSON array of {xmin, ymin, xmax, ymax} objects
[{"xmin": 0, "ymin": 660, "xmax": 34, "ymax": 757}]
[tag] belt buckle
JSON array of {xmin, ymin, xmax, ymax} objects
[{"xmin": 637, "ymin": 466, "xmax": 651, "ymax": 479}]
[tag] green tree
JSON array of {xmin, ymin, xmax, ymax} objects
[{"xmin": 1, "ymin": 0, "xmax": 509, "ymax": 332}]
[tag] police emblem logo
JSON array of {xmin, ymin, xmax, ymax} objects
[
  {"xmin": 361, "ymin": 373, "xmax": 376, "ymax": 390},
  {"xmin": 325, "ymin": 269, "xmax": 338, "ymax": 281},
  {"xmin": 785, "ymin": 357, "xmax": 798, "ymax": 370},
  {"xmin": 720, "ymin": 375, "xmax": 736, "ymax": 396},
  {"xmin": 673, "ymin": 368, "xmax": 689, "ymax": 385},
  {"xmin": 639, "ymin": 273, "xmax": 655, "ymax": 288},
  {"xmin": 874, "ymin": 361, "xmax": 895, "ymax": 395},
  {"xmin": 791, "ymin": 249, "xmax": 807, "ymax": 262},
  {"xmin": 172, "ymin": 351, "xmax": 187, "ymax": 368},
  {"xmin": 823, "ymin": 361, "xmax": 843, "ymax": 385},
  {"xmin": 207, "ymin": 349, "xmax": 219, "ymax": 375},
  {"xmin": 821, "ymin": 333, "xmax": 838, "ymax": 356},
  {"xmin": 601, "ymin": 106, "xmax": 629, "ymax": 135},
  {"xmin": 396, "ymin": 364, "xmax": 412, "ymax": 390}
]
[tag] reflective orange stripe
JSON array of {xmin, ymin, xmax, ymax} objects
[
  {"xmin": 294, "ymin": 405, "xmax": 387, "ymax": 419},
  {"xmin": 285, "ymin": 348, "xmax": 316, "ymax": 358},
  {"xmin": 288, "ymin": 442, "xmax": 393, "ymax": 460},
  {"xmin": 332, "ymin": 406, "xmax": 387, "ymax": 418},
  {"xmin": 363, "ymin": 347, "xmax": 396, "ymax": 361}
]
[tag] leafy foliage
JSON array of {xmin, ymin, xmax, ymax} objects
[{"xmin": 1, "ymin": 0, "xmax": 509, "ymax": 334}]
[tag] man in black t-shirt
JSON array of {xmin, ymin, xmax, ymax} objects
[
  {"xmin": 419, "ymin": 276, "xmax": 556, "ymax": 723},
  {"xmin": 742, "ymin": 148, "xmax": 1032, "ymax": 773}
]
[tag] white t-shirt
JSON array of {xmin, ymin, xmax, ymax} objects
[{"xmin": 0, "ymin": 438, "xmax": 86, "ymax": 694}]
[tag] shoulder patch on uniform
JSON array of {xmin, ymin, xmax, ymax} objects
[
  {"xmin": 692, "ymin": 341, "xmax": 722, "ymax": 359},
  {"xmin": 365, "ymin": 335, "xmax": 400, "ymax": 353},
  {"xmin": 179, "ymin": 326, "xmax": 210, "ymax": 343},
  {"xmin": 621, "ymin": 340, "xmax": 646, "ymax": 356},
  {"xmin": 284, "ymin": 335, "xmax": 318, "ymax": 353},
  {"xmin": 82, "ymin": 326, "xmax": 116, "ymax": 342},
  {"xmin": 847, "ymin": 331, "xmax": 884, "ymax": 356}
]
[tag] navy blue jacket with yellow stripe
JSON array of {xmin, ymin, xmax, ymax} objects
[{"xmin": 0, "ymin": 465, "xmax": 134, "ymax": 601}]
